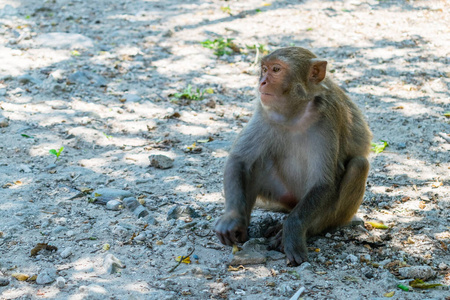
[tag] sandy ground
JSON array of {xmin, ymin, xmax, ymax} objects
[{"xmin": 0, "ymin": 0, "xmax": 449, "ymax": 299}]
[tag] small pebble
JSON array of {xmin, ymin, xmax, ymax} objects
[
  {"xmin": 438, "ymin": 262, "xmax": 448, "ymax": 270},
  {"xmin": 0, "ymin": 277, "xmax": 9, "ymax": 286},
  {"xmin": 0, "ymin": 117, "xmax": 9, "ymax": 128},
  {"xmin": 104, "ymin": 254, "xmax": 126, "ymax": 274},
  {"xmin": 149, "ymin": 154, "xmax": 174, "ymax": 169},
  {"xmin": 60, "ymin": 247, "xmax": 73, "ymax": 259},
  {"xmin": 56, "ymin": 276, "xmax": 65, "ymax": 288},
  {"xmin": 36, "ymin": 268, "xmax": 57, "ymax": 285},
  {"xmin": 346, "ymin": 254, "xmax": 359, "ymax": 264},
  {"xmin": 91, "ymin": 188, "xmax": 133, "ymax": 205},
  {"xmin": 106, "ymin": 200, "xmax": 122, "ymax": 211}
]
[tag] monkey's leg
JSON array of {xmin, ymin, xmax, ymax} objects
[
  {"xmin": 310, "ymin": 156, "xmax": 370, "ymax": 234},
  {"xmin": 282, "ymin": 156, "xmax": 369, "ymax": 265}
]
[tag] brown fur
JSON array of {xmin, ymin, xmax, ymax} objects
[{"xmin": 215, "ymin": 47, "xmax": 372, "ymax": 266}]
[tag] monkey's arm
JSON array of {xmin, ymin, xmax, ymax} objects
[{"xmin": 215, "ymin": 116, "xmax": 268, "ymax": 245}]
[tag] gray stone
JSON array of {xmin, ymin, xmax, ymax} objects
[
  {"xmin": 132, "ymin": 205, "xmax": 149, "ymax": 218},
  {"xmin": 56, "ymin": 276, "xmax": 65, "ymax": 288},
  {"xmin": 106, "ymin": 200, "xmax": 122, "ymax": 211},
  {"xmin": 149, "ymin": 154, "xmax": 174, "ymax": 169},
  {"xmin": 52, "ymin": 226, "xmax": 67, "ymax": 234},
  {"xmin": 18, "ymin": 74, "xmax": 41, "ymax": 85},
  {"xmin": 35, "ymin": 32, "xmax": 94, "ymax": 49},
  {"xmin": 242, "ymin": 238, "xmax": 266, "ymax": 252},
  {"xmin": 36, "ymin": 268, "xmax": 57, "ymax": 285},
  {"xmin": 167, "ymin": 205, "xmax": 199, "ymax": 220},
  {"xmin": 0, "ymin": 117, "xmax": 9, "ymax": 128},
  {"xmin": 346, "ymin": 254, "xmax": 359, "ymax": 264},
  {"xmin": 398, "ymin": 266, "xmax": 437, "ymax": 280},
  {"xmin": 230, "ymin": 249, "xmax": 267, "ymax": 265},
  {"xmin": 145, "ymin": 215, "xmax": 157, "ymax": 225},
  {"xmin": 91, "ymin": 188, "xmax": 133, "ymax": 205},
  {"xmin": 123, "ymin": 197, "xmax": 140, "ymax": 211},
  {"xmin": 346, "ymin": 215, "xmax": 364, "ymax": 227},
  {"xmin": 0, "ymin": 88, "xmax": 6, "ymax": 96},
  {"xmin": 112, "ymin": 225, "xmax": 129, "ymax": 237},
  {"xmin": 0, "ymin": 277, "xmax": 9, "ymax": 286},
  {"xmin": 296, "ymin": 262, "xmax": 312, "ymax": 273},
  {"xmin": 60, "ymin": 247, "xmax": 73, "ymax": 259},
  {"xmin": 68, "ymin": 71, "xmax": 107, "ymax": 87},
  {"xmin": 123, "ymin": 93, "xmax": 141, "ymax": 102},
  {"xmin": 397, "ymin": 142, "xmax": 407, "ymax": 149},
  {"xmin": 104, "ymin": 254, "xmax": 125, "ymax": 274},
  {"xmin": 267, "ymin": 250, "xmax": 285, "ymax": 261},
  {"xmin": 379, "ymin": 271, "xmax": 399, "ymax": 289},
  {"xmin": 45, "ymin": 163, "xmax": 57, "ymax": 170}
]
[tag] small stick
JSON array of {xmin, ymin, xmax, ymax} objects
[
  {"xmin": 168, "ymin": 247, "xmax": 195, "ymax": 273},
  {"xmin": 289, "ymin": 286, "xmax": 306, "ymax": 300}
]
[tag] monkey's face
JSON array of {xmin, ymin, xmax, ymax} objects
[{"xmin": 259, "ymin": 59, "xmax": 292, "ymax": 111}]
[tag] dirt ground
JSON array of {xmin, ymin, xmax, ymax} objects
[{"xmin": 0, "ymin": 0, "xmax": 449, "ymax": 299}]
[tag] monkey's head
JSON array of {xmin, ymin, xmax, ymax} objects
[{"xmin": 258, "ymin": 47, "xmax": 327, "ymax": 123}]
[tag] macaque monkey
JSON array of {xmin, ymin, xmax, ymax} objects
[{"xmin": 215, "ymin": 47, "xmax": 372, "ymax": 266}]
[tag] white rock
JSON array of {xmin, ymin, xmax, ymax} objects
[
  {"xmin": 399, "ymin": 266, "xmax": 437, "ymax": 280},
  {"xmin": 60, "ymin": 247, "xmax": 73, "ymax": 259},
  {"xmin": 106, "ymin": 200, "xmax": 122, "ymax": 211},
  {"xmin": 56, "ymin": 276, "xmax": 65, "ymax": 288},
  {"xmin": 36, "ymin": 268, "xmax": 57, "ymax": 285}
]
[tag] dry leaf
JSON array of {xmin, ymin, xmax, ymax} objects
[
  {"xmin": 232, "ymin": 244, "xmax": 241, "ymax": 255},
  {"xmin": 12, "ymin": 273, "xmax": 29, "ymax": 281},
  {"xmin": 419, "ymin": 201, "xmax": 426, "ymax": 209},
  {"xmin": 175, "ymin": 256, "xmax": 191, "ymax": 264},
  {"xmin": 228, "ymin": 265, "xmax": 245, "ymax": 271},
  {"xmin": 431, "ymin": 181, "xmax": 443, "ymax": 188},
  {"xmin": 383, "ymin": 291, "xmax": 395, "ymax": 297},
  {"xmin": 30, "ymin": 243, "xmax": 58, "ymax": 256}
]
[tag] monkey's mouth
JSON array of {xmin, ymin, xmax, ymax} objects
[{"xmin": 261, "ymin": 92, "xmax": 273, "ymax": 96}]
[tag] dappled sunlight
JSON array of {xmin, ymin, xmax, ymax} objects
[
  {"xmin": 170, "ymin": 123, "xmax": 211, "ymax": 136},
  {"xmin": 0, "ymin": 46, "xmax": 69, "ymax": 77},
  {"xmin": 174, "ymin": 183, "xmax": 198, "ymax": 193}
]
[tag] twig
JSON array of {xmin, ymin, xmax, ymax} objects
[
  {"xmin": 289, "ymin": 286, "xmax": 306, "ymax": 300},
  {"xmin": 168, "ymin": 247, "xmax": 195, "ymax": 273}
]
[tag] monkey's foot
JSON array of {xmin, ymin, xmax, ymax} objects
[{"xmin": 267, "ymin": 229, "xmax": 284, "ymax": 252}]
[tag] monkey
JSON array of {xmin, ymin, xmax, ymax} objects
[{"xmin": 214, "ymin": 47, "xmax": 372, "ymax": 266}]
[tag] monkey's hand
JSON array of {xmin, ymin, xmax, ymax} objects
[
  {"xmin": 282, "ymin": 218, "xmax": 308, "ymax": 266},
  {"xmin": 215, "ymin": 212, "xmax": 248, "ymax": 246}
]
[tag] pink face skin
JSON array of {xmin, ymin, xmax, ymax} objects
[{"xmin": 259, "ymin": 60, "xmax": 290, "ymax": 107}]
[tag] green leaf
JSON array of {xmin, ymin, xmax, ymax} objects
[
  {"xmin": 21, "ymin": 134, "xmax": 33, "ymax": 138},
  {"xmin": 444, "ymin": 111, "xmax": 450, "ymax": 118},
  {"xmin": 49, "ymin": 149, "xmax": 58, "ymax": 156},
  {"xmin": 371, "ymin": 140, "xmax": 388, "ymax": 154},
  {"xmin": 409, "ymin": 279, "xmax": 443, "ymax": 289},
  {"xmin": 57, "ymin": 146, "xmax": 64, "ymax": 156}
]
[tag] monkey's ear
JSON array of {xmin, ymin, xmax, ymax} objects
[{"xmin": 309, "ymin": 59, "xmax": 327, "ymax": 84}]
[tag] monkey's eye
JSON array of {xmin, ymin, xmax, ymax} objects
[
  {"xmin": 262, "ymin": 66, "xmax": 268, "ymax": 73},
  {"xmin": 273, "ymin": 66, "xmax": 281, "ymax": 72}
]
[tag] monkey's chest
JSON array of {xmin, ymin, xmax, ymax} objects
[{"xmin": 274, "ymin": 142, "xmax": 325, "ymax": 195}]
